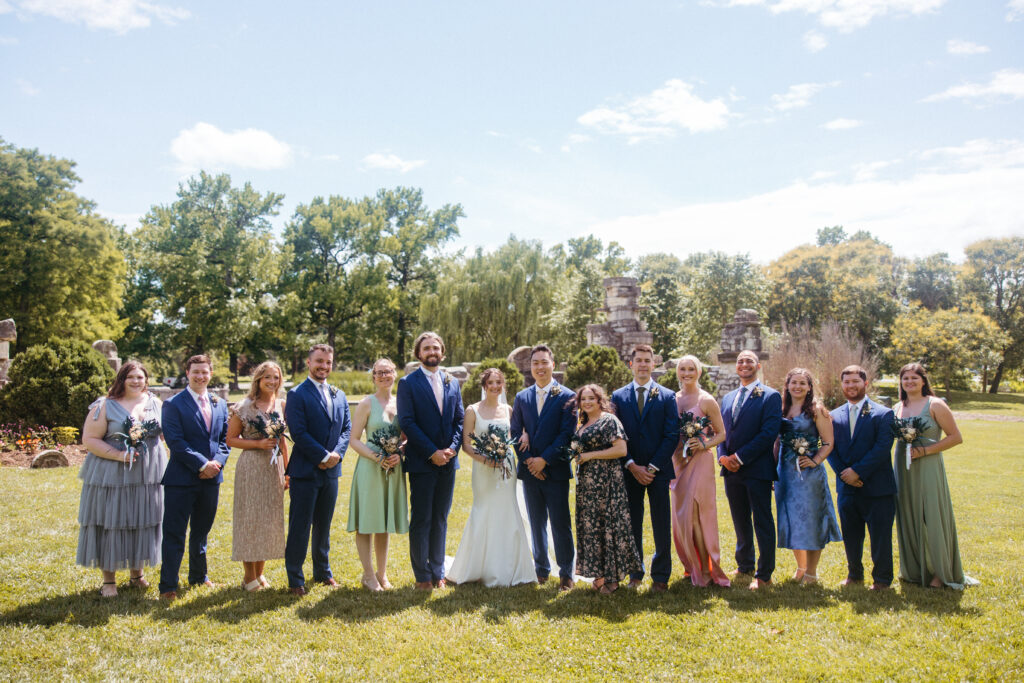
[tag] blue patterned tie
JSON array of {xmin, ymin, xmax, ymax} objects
[{"xmin": 732, "ymin": 386, "xmax": 748, "ymax": 421}]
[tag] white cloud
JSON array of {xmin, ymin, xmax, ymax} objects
[
  {"xmin": 362, "ymin": 152, "xmax": 425, "ymax": 173},
  {"xmin": 803, "ymin": 29, "xmax": 828, "ymax": 52},
  {"xmin": 1008, "ymin": 0, "xmax": 1024, "ymax": 21},
  {"xmin": 770, "ymin": 82, "xmax": 837, "ymax": 111},
  {"xmin": 578, "ymin": 79, "xmax": 731, "ymax": 142},
  {"xmin": 924, "ymin": 68, "xmax": 1024, "ymax": 102},
  {"xmin": 822, "ymin": 117, "xmax": 863, "ymax": 130},
  {"xmin": 485, "ymin": 130, "xmax": 506, "ymax": 138},
  {"xmin": 917, "ymin": 138, "xmax": 1024, "ymax": 171},
  {"xmin": 10, "ymin": 0, "xmax": 188, "ymax": 33},
  {"xmin": 0, "ymin": 1, "xmax": 12, "ymax": 11},
  {"xmin": 170, "ymin": 122, "xmax": 293, "ymax": 172},
  {"xmin": 587, "ymin": 145, "xmax": 1024, "ymax": 261},
  {"xmin": 946, "ymin": 39, "xmax": 989, "ymax": 55},
  {"xmin": 853, "ymin": 159, "xmax": 899, "ymax": 181},
  {"xmin": 16, "ymin": 78, "xmax": 39, "ymax": 95},
  {"xmin": 713, "ymin": 0, "xmax": 946, "ymax": 32}
]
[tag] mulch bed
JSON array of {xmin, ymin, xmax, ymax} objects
[{"xmin": 0, "ymin": 445, "xmax": 88, "ymax": 468}]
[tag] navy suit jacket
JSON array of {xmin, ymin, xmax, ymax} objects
[
  {"xmin": 161, "ymin": 389, "xmax": 230, "ymax": 486},
  {"xmin": 285, "ymin": 378, "xmax": 351, "ymax": 481},
  {"xmin": 396, "ymin": 368, "xmax": 464, "ymax": 474},
  {"xmin": 828, "ymin": 399, "xmax": 896, "ymax": 497},
  {"xmin": 510, "ymin": 381, "xmax": 577, "ymax": 481},
  {"xmin": 718, "ymin": 383, "xmax": 782, "ymax": 481},
  {"xmin": 611, "ymin": 383, "xmax": 679, "ymax": 479}
]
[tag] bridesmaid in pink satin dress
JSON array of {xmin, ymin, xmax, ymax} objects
[{"xmin": 670, "ymin": 355, "xmax": 731, "ymax": 587}]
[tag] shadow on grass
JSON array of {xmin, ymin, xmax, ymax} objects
[
  {"xmin": 0, "ymin": 588, "xmax": 158, "ymax": 627},
  {"xmin": 294, "ymin": 585, "xmax": 428, "ymax": 623}
]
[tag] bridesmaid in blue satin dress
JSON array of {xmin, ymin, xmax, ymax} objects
[{"xmin": 775, "ymin": 368, "xmax": 841, "ymax": 584}]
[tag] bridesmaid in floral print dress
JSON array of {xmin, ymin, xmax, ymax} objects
[{"xmin": 573, "ymin": 384, "xmax": 641, "ymax": 594}]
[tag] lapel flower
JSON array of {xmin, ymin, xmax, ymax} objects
[
  {"xmin": 328, "ymin": 385, "xmax": 338, "ymax": 399},
  {"xmin": 860, "ymin": 401, "xmax": 871, "ymax": 418},
  {"xmin": 649, "ymin": 385, "xmax": 660, "ymax": 399},
  {"xmin": 751, "ymin": 386, "xmax": 764, "ymax": 399},
  {"xmin": 549, "ymin": 385, "xmax": 562, "ymax": 397},
  {"xmin": 210, "ymin": 395, "xmax": 219, "ymax": 406},
  {"xmin": 442, "ymin": 372, "xmax": 451, "ymax": 388}
]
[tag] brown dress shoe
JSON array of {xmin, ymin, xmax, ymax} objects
[
  {"xmin": 559, "ymin": 577, "xmax": 575, "ymax": 591},
  {"xmin": 414, "ymin": 581, "xmax": 434, "ymax": 591},
  {"xmin": 319, "ymin": 578, "xmax": 339, "ymax": 588},
  {"xmin": 536, "ymin": 573, "xmax": 549, "ymax": 584},
  {"xmin": 159, "ymin": 591, "xmax": 177, "ymax": 601},
  {"xmin": 289, "ymin": 586, "xmax": 307, "ymax": 596},
  {"xmin": 651, "ymin": 582, "xmax": 668, "ymax": 593},
  {"xmin": 749, "ymin": 578, "xmax": 772, "ymax": 590},
  {"xmin": 627, "ymin": 579, "xmax": 643, "ymax": 589},
  {"xmin": 433, "ymin": 579, "xmax": 447, "ymax": 589}
]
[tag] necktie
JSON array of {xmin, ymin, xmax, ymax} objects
[
  {"xmin": 637, "ymin": 386, "xmax": 647, "ymax": 415},
  {"xmin": 537, "ymin": 387, "xmax": 546, "ymax": 415},
  {"xmin": 430, "ymin": 372, "xmax": 444, "ymax": 413},
  {"xmin": 849, "ymin": 403, "xmax": 858, "ymax": 437},
  {"xmin": 319, "ymin": 382, "xmax": 333, "ymax": 421},
  {"xmin": 198, "ymin": 395, "xmax": 212, "ymax": 431},
  {"xmin": 732, "ymin": 386, "xmax": 748, "ymax": 420}
]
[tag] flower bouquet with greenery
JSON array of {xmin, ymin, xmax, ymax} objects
[
  {"xmin": 470, "ymin": 423, "xmax": 517, "ymax": 480},
  {"xmin": 368, "ymin": 422, "xmax": 402, "ymax": 476},
  {"xmin": 248, "ymin": 411, "xmax": 289, "ymax": 465},
  {"xmin": 113, "ymin": 415, "xmax": 161, "ymax": 470}
]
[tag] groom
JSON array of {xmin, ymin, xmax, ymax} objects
[
  {"xmin": 397, "ymin": 331, "xmax": 464, "ymax": 590},
  {"xmin": 284, "ymin": 343, "xmax": 351, "ymax": 595},
  {"xmin": 828, "ymin": 365, "xmax": 896, "ymax": 590},
  {"xmin": 159, "ymin": 354, "xmax": 230, "ymax": 600},
  {"xmin": 510, "ymin": 344, "xmax": 578, "ymax": 591},
  {"xmin": 611, "ymin": 344, "xmax": 679, "ymax": 592},
  {"xmin": 718, "ymin": 349, "xmax": 782, "ymax": 590}
]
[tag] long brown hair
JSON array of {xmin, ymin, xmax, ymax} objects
[
  {"xmin": 898, "ymin": 362, "xmax": 934, "ymax": 403},
  {"xmin": 782, "ymin": 367, "xmax": 822, "ymax": 419},
  {"xmin": 573, "ymin": 384, "xmax": 613, "ymax": 425},
  {"xmin": 107, "ymin": 361, "xmax": 149, "ymax": 399},
  {"xmin": 247, "ymin": 361, "xmax": 284, "ymax": 402}
]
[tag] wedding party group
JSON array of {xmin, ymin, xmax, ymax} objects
[{"xmin": 75, "ymin": 331, "xmax": 974, "ymax": 600}]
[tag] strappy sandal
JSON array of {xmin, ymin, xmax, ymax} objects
[
  {"xmin": 100, "ymin": 581, "xmax": 117, "ymax": 598},
  {"xmin": 242, "ymin": 578, "xmax": 263, "ymax": 592},
  {"xmin": 129, "ymin": 574, "xmax": 150, "ymax": 589},
  {"xmin": 258, "ymin": 575, "xmax": 271, "ymax": 588},
  {"xmin": 793, "ymin": 568, "xmax": 807, "ymax": 581},
  {"xmin": 800, "ymin": 573, "xmax": 818, "ymax": 585},
  {"xmin": 375, "ymin": 572, "xmax": 392, "ymax": 590},
  {"xmin": 599, "ymin": 581, "xmax": 619, "ymax": 595}
]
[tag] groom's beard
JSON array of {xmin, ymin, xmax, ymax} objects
[{"xmin": 421, "ymin": 354, "xmax": 441, "ymax": 368}]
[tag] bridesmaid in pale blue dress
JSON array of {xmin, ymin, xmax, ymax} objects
[{"xmin": 775, "ymin": 368, "xmax": 841, "ymax": 585}]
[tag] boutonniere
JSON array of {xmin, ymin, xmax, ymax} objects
[
  {"xmin": 210, "ymin": 395, "xmax": 219, "ymax": 406},
  {"xmin": 442, "ymin": 372, "xmax": 451, "ymax": 388},
  {"xmin": 328, "ymin": 385, "xmax": 338, "ymax": 399},
  {"xmin": 751, "ymin": 386, "xmax": 764, "ymax": 399},
  {"xmin": 860, "ymin": 402, "xmax": 871, "ymax": 418},
  {"xmin": 549, "ymin": 385, "xmax": 562, "ymax": 397},
  {"xmin": 649, "ymin": 385, "xmax": 661, "ymax": 399}
]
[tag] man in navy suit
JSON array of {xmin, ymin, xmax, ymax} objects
[
  {"xmin": 396, "ymin": 331, "xmax": 464, "ymax": 590},
  {"xmin": 828, "ymin": 365, "xmax": 896, "ymax": 590},
  {"xmin": 510, "ymin": 344, "xmax": 578, "ymax": 591},
  {"xmin": 611, "ymin": 344, "xmax": 679, "ymax": 593},
  {"xmin": 159, "ymin": 355, "xmax": 231, "ymax": 600},
  {"xmin": 284, "ymin": 343, "xmax": 351, "ymax": 595},
  {"xmin": 718, "ymin": 350, "xmax": 782, "ymax": 590}
]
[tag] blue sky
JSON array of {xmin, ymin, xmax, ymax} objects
[{"xmin": 2, "ymin": 0, "xmax": 1022, "ymax": 261}]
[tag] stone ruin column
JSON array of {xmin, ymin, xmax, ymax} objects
[
  {"xmin": 710, "ymin": 309, "xmax": 767, "ymax": 399},
  {"xmin": 92, "ymin": 340, "xmax": 122, "ymax": 373},
  {"xmin": 0, "ymin": 319, "xmax": 15, "ymax": 389}
]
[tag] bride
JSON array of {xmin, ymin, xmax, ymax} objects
[{"xmin": 447, "ymin": 368, "xmax": 536, "ymax": 587}]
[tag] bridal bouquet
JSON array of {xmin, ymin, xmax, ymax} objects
[
  {"xmin": 780, "ymin": 429, "xmax": 819, "ymax": 481},
  {"xmin": 113, "ymin": 415, "xmax": 161, "ymax": 470},
  {"xmin": 559, "ymin": 437, "xmax": 583, "ymax": 465},
  {"xmin": 368, "ymin": 422, "xmax": 402, "ymax": 476},
  {"xmin": 890, "ymin": 416, "xmax": 932, "ymax": 471},
  {"xmin": 470, "ymin": 424, "xmax": 517, "ymax": 480},
  {"xmin": 248, "ymin": 411, "xmax": 289, "ymax": 465},
  {"xmin": 678, "ymin": 412, "xmax": 711, "ymax": 459}
]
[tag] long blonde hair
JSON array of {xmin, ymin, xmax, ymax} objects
[{"xmin": 247, "ymin": 361, "xmax": 284, "ymax": 402}]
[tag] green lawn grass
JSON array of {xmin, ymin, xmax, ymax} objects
[{"xmin": 2, "ymin": 419, "xmax": 1023, "ymax": 680}]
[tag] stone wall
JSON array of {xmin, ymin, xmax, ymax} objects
[{"xmin": 585, "ymin": 277, "xmax": 655, "ymax": 362}]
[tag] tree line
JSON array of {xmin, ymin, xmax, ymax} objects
[{"xmin": 2, "ymin": 138, "xmax": 1021, "ymax": 393}]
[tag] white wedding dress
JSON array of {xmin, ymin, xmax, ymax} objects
[{"xmin": 447, "ymin": 409, "xmax": 536, "ymax": 587}]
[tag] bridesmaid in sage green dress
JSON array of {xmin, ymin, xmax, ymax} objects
[
  {"xmin": 894, "ymin": 363, "xmax": 975, "ymax": 589},
  {"xmin": 347, "ymin": 358, "xmax": 409, "ymax": 591}
]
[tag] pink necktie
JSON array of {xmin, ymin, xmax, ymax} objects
[
  {"xmin": 199, "ymin": 395, "xmax": 212, "ymax": 430},
  {"xmin": 430, "ymin": 372, "xmax": 444, "ymax": 413}
]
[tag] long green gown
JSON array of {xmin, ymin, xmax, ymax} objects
[
  {"xmin": 895, "ymin": 398, "xmax": 975, "ymax": 589},
  {"xmin": 346, "ymin": 395, "xmax": 409, "ymax": 534}
]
